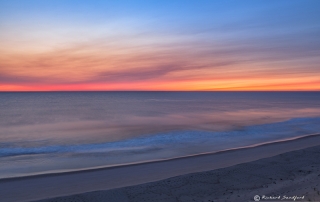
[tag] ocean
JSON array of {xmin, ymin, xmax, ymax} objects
[{"xmin": 0, "ymin": 92, "xmax": 320, "ymax": 179}]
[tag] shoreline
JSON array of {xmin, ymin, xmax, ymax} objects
[
  {"xmin": 38, "ymin": 143, "xmax": 320, "ymax": 202},
  {"xmin": 2, "ymin": 132, "xmax": 320, "ymax": 181},
  {"xmin": 1, "ymin": 133, "xmax": 320, "ymax": 202}
]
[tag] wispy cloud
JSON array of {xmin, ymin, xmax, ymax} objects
[{"xmin": 1, "ymin": 0, "xmax": 320, "ymax": 90}]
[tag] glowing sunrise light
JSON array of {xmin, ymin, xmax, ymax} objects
[{"xmin": 1, "ymin": 0, "xmax": 320, "ymax": 91}]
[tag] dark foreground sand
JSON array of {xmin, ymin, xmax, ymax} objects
[
  {"xmin": 38, "ymin": 145, "xmax": 320, "ymax": 202},
  {"xmin": 1, "ymin": 134, "xmax": 320, "ymax": 202}
]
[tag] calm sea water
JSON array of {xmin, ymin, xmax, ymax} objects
[{"xmin": 0, "ymin": 92, "xmax": 320, "ymax": 178}]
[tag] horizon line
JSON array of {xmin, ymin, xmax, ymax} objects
[{"xmin": 1, "ymin": 90, "xmax": 319, "ymax": 93}]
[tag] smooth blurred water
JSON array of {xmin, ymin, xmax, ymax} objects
[{"xmin": 0, "ymin": 92, "xmax": 320, "ymax": 178}]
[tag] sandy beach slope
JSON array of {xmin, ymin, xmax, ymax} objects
[
  {"xmin": 1, "ymin": 134, "xmax": 320, "ymax": 202},
  {"xmin": 38, "ymin": 145, "xmax": 320, "ymax": 202}
]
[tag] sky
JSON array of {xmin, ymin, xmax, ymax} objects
[{"xmin": 0, "ymin": 0, "xmax": 320, "ymax": 91}]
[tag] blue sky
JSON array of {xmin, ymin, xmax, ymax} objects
[{"xmin": 0, "ymin": 0, "xmax": 320, "ymax": 90}]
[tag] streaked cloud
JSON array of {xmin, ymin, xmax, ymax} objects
[{"xmin": 0, "ymin": 0, "xmax": 320, "ymax": 91}]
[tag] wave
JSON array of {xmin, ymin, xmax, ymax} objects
[
  {"xmin": 1, "ymin": 117, "xmax": 320, "ymax": 158},
  {"xmin": 1, "ymin": 132, "xmax": 320, "ymax": 181}
]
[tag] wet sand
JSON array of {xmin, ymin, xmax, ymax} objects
[{"xmin": 1, "ymin": 134, "xmax": 320, "ymax": 202}]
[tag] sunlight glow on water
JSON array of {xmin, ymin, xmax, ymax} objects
[{"xmin": 0, "ymin": 92, "xmax": 320, "ymax": 178}]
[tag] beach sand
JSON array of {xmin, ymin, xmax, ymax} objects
[{"xmin": 1, "ymin": 134, "xmax": 320, "ymax": 202}]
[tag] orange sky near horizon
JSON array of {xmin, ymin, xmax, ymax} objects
[{"xmin": 1, "ymin": 1, "xmax": 320, "ymax": 91}]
